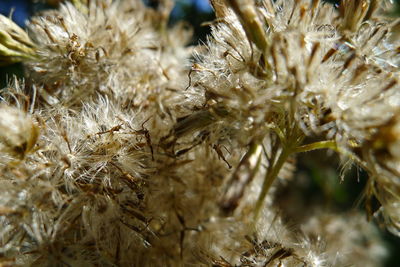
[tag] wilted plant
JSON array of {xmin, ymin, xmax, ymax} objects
[{"xmin": 0, "ymin": 0, "xmax": 398, "ymax": 266}]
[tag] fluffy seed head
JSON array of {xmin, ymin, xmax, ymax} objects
[{"xmin": 0, "ymin": 104, "xmax": 39, "ymax": 160}]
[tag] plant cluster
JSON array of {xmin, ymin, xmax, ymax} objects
[{"xmin": 0, "ymin": 0, "xmax": 399, "ymax": 266}]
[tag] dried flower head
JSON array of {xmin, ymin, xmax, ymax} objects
[
  {"xmin": 0, "ymin": 104, "xmax": 39, "ymax": 160},
  {"xmin": 25, "ymin": 0, "xmax": 190, "ymax": 107},
  {"xmin": 188, "ymin": 0, "xmax": 400, "ymax": 236}
]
